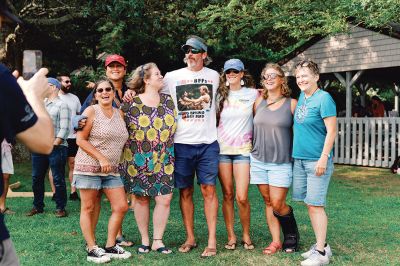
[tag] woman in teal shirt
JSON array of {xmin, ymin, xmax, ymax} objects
[{"xmin": 292, "ymin": 60, "xmax": 337, "ymax": 266}]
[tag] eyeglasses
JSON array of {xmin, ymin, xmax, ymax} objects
[
  {"xmin": 184, "ymin": 47, "xmax": 203, "ymax": 54},
  {"xmin": 64, "ymin": 80, "xmax": 71, "ymax": 84},
  {"xmin": 225, "ymin": 69, "xmax": 240, "ymax": 74},
  {"xmin": 263, "ymin": 73, "xmax": 283, "ymax": 80},
  {"xmin": 96, "ymin": 87, "xmax": 112, "ymax": 93}
]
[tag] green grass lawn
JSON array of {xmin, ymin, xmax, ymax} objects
[{"xmin": 4, "ymin": 163, "xmax": 400, "ymax": 265}]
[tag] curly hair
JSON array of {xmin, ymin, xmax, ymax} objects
[
  {"xmin": 260, "ymin": 63, "xmax": 291, "ymax": 100},
  {"xmin": 90, "ymin": 78, "xmax": 115, "ymax": 105},
  {"xmin": 128, "ymin": 62, "xmax": 158, "ymax": 94},
  {"xmin": 294, "ymin": 59, "xmax": 320, "ymax": 76},
  {"xmin": 216, "ymin": 69, "xmax": 255, "ymax": 126}
]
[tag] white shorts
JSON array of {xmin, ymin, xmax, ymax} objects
[{"xmin": 1, "ymin": 140, "xmax": 14, "ymax": 175}]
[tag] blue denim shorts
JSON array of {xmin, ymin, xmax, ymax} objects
[
  {"xmin": 292, "ymin": 158, "xmax": 334, "ymax": 206},
  {"xmin": 72, "ymin": 174, "xmax": 124, "ymax": 190},
  {"xmin": 249, "ymin": 154, "xmax": 292, "ymax": 187},
  {"xmin": 219, "ymin": 154, "xmax": 250, "ymax": 164},
  {"xmin": 174, "ymin": 141, "xmax": 219, "ymax": 189}
]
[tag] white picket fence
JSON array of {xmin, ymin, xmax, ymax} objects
[{"xmin": 334, "ymin": 118, "xmax": 400, "ymax": 168}]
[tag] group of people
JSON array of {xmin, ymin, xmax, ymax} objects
[
  {"xmin": 64, "ymin": 35, "xmax": 337, "ymax": 266},
  {"xmin": 0, "ymin": 31, "xmax": 337, "ymax": 265}
]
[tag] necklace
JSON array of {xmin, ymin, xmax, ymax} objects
[
  {"xmin": 266, "ymin": 96, "xmax": 284, "ymax": 107},
  {"xmin": 295, "ymin": 88, "xmax": 319, "ymax": 123}
]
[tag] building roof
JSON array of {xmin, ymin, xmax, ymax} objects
[{"xmin": 280, "ymin": 24, "xmax": 400, "ymax": 76}]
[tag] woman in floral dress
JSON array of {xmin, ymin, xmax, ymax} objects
[{"xmin": 120, "ymin": 62, "xmax": 177, "ymax": 254}]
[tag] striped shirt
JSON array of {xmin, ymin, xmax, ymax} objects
[{"xmin": 45, "ymin": 97, "xmax": 70, "ymax": 146}]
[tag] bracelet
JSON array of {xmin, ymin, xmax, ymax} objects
[{"xmin": 321, "ymin": 152, "xmax": 330, "ymax": 158}]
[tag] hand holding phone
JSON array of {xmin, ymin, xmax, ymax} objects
[{"xmin": 23, "ymin": 50, "xmax": 42, "ymax": 80}]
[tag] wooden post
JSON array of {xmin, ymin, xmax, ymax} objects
[{"xmin": 334, "ymin": 70, "xmax": 364, "ymax": 117}]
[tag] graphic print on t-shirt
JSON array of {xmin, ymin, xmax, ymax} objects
[{"xmin": 176, "ymin": 81, "xmax": 213, "ymax": 122}]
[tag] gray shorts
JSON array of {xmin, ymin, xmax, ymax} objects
[
  {"xmin": 72, "ymin": 174, "xmax": 124, "ymax": 190},
  {"xmin": 1, "ymin": 140, "xmax": 13, "ymax": 175}
]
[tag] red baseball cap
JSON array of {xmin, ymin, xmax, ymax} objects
[{"xmin": 104, "ymin": 54, "xmax": 126, "ymax": 67}]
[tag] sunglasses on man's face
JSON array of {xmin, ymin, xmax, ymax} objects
[
  {"xmin": 225, "ymin": 69, "xmax": 240, "ymax": 75},
  {"xmin": 96, "ymin": 87, "xmax": 113, "ymax": 93},
  {"xmin": 184, "ymin": 47, "xmax": 203, "ymax": 54},
  {"xmin": 64, "ymin": 80, "xmax": 71, "ymax": 84}
]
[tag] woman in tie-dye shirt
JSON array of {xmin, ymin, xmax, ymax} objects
[{"xmin": 216, "ymin": 59, "xmax": 258, "ymax": 250}]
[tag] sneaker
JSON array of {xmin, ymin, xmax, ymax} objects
[
  {"xmin": 301, "ymin": 249, "xmax": 329, "ymax": 266},
  {"xmin": 87, "ymin": 246, "xmax": 111, "ymax": 264},
  {"xmin": 302, "ymin": 244, "xmax": 332, "ymax": 259},
  {"xmin": 104, "ymin": 245, "xmax": 131, "ymax": 259},
  {"xmin": 69, "ymin": 192, "xmax": 80, "ymax": 201}
]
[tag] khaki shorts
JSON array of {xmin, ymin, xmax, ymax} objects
[{"xmin": 1, "ymin": 140, "xmax": 14, "ymax": 175}]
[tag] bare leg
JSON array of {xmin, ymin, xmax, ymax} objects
[
  {"xmin": 179, "ymin": 187, "xmax": 196, "ymax": 249},
  {"xmin": 151, "ymin": 193, "xmax": 173, "ymax": 251},
  {"xmin": 0, "ymin": 173, "xmax": 10, "ymax": 210},
  {"xmin": 102, "ymin": 187, "xmax": 128, "ymax": 248},
  {"xmin": 233, "ymin": 163, "xmax": 252, "ymax": 245},
  {"xmin": 92, "ymin": 191, "xmax": 102, "ymax": 233},
  {"xmin": 134, "ymin": 196, "xmax": 150, "ymax": 247},
  {"xmin": 200, "ymin": 184, "xmax": 218, "ymax": 252},
  {"xmin": 79, "ymin": 189, "xmax": 100, "ymax": 250},
  {"xmin": 218, "ymin": 163, "xmax": 236, "ymax": 246},
  {"xmin": 257, "ymin": 185, "xmax": 281, "ymax": 243},
  {"xmin": 308, "ymin": 205, "xmax": 328, "ymax": 252}
]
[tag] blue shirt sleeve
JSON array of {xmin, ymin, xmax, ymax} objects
[
  {"xmin": 320, "ymin": 93, "xmax": 337, "ymax": 118},
  {"xmin": 80, "ymin": 93, "xmax": 93, "ymax": 113}
]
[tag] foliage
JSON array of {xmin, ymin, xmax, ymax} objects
[{"xmin": 2, "ymin": 0, "xmax": 400, "ymax": 77}]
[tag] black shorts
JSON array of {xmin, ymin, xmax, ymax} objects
[{"xmin": 67, "ymin": 138, "xmax": 78, "ymax": 157}]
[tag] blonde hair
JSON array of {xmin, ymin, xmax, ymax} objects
[{"xmin": 260, "ymin": 63, "xmax": 291, "ymax": 100}]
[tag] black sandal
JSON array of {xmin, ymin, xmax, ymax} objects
[{"xmin": 137, "ymin": 245, "xmax": 151, "ymax": 254}]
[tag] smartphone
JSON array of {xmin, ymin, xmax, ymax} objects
[{"xmin": 22, "ymin": 50, "xmax": 42, "ymax": 79}]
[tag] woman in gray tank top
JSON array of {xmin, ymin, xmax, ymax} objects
[{"xmin": 250, "ymin": 63, "xmax": 299, "ymax": 255}]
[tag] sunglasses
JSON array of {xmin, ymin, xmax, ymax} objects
[
  {"xmin": 96, "ymin": 87, "xmax": 113, "ymax": 93},
  {"xmin": 263, "ymin": 73, "xmax": 283, "ymax": 80},
  {"xmin": 184, "ymin": 47, "xmax": 203, "ymax": 54},
  {"xmin": 225, "ymin": 69, "xmax": 240, "ymax": 74},
  {"xmin": 64, "ymin": 80, "xmax": 71, "ymax": 84}
]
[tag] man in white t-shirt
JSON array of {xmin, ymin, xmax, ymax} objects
[
  {"xmin": 57, "ymin": 75, "xmax": 81, "ymax": 201},
  {"xmin": 161, "ymin": 36, "xmax": 219, "ymax": 257}
]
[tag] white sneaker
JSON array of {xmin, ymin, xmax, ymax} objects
[
  {"xmin": 301, "ymin": 249, "xmax": 330, "ymax": 266},
  {"xmin": 104, "ymin": 245, "xmax": 132, "ymax": 259},
  {"xmin": 301, "ymin": 244, "xmax": 332, "ymax": 258},
  {"xmin": 87, "ymin": 246, "xmax": 111, "ymax": 264}
]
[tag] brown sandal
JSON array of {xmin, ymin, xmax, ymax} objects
[
  {"xmin": 200, "ymin": 247, "xmax": 217, "ymax": 258},
  {"xmin": 178, "ymin": 243, "xmax": 198, "ymax": 253},
  {"xmin": 241, "ymin": 240, "xmax": 255, "ymax": 250},
  {"xmin": 262, "ymin": 241, "xmax": 282, "ymax": 255},
  {"xmin": 224, "ymin": 240, "xmax": 237, "ymax": 250}
]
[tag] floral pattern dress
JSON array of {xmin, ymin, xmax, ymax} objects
[{"xmin": 119, "ymin": 93, "xmax": 177, "ymax": 196}]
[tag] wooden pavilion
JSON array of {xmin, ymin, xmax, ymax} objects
[{"xmin": 280, "ymin": 24, "xmax": 400, "ymax": 168}]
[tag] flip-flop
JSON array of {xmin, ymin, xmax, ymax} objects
[
  {"xmin": 241, "ymin": 240, "xmax": 255, "ymax": 250},
  {"xmin": 137, "ymin": 245, "xmax": 151, "ymax": 254},
  {"xmin": 200, "ymin": 247, "xmax": 217, "ymax": 258},
  {"xmin": 116, "ymin": 236, "xmax": 134, "ymax": 247},
  {"xmin": 178, "ymin": 243, "xmax": 198, "ymax": 253},
  {"xmin": 224, "ymin": 241, "xmax": 237, "ymax": 250},
  {"xmin": 154, "ymin": 246, "xmax": 173, "ymax": 254},
  {"xmin": 0, "ymin": 208, "xmax": 15, "ymax": 215}
]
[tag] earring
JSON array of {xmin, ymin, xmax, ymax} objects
[
  {"xmin": 226, "ymin": 81, "xmax": 229, "ymax": 87},
  {"xmin": 240, "ymin": 79, "xmax": 244, "ymax": 86}
]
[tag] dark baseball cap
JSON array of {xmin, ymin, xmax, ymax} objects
[{"xmin": 0, "ymin": 0, "xmax": 22, "ymax": 24}]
